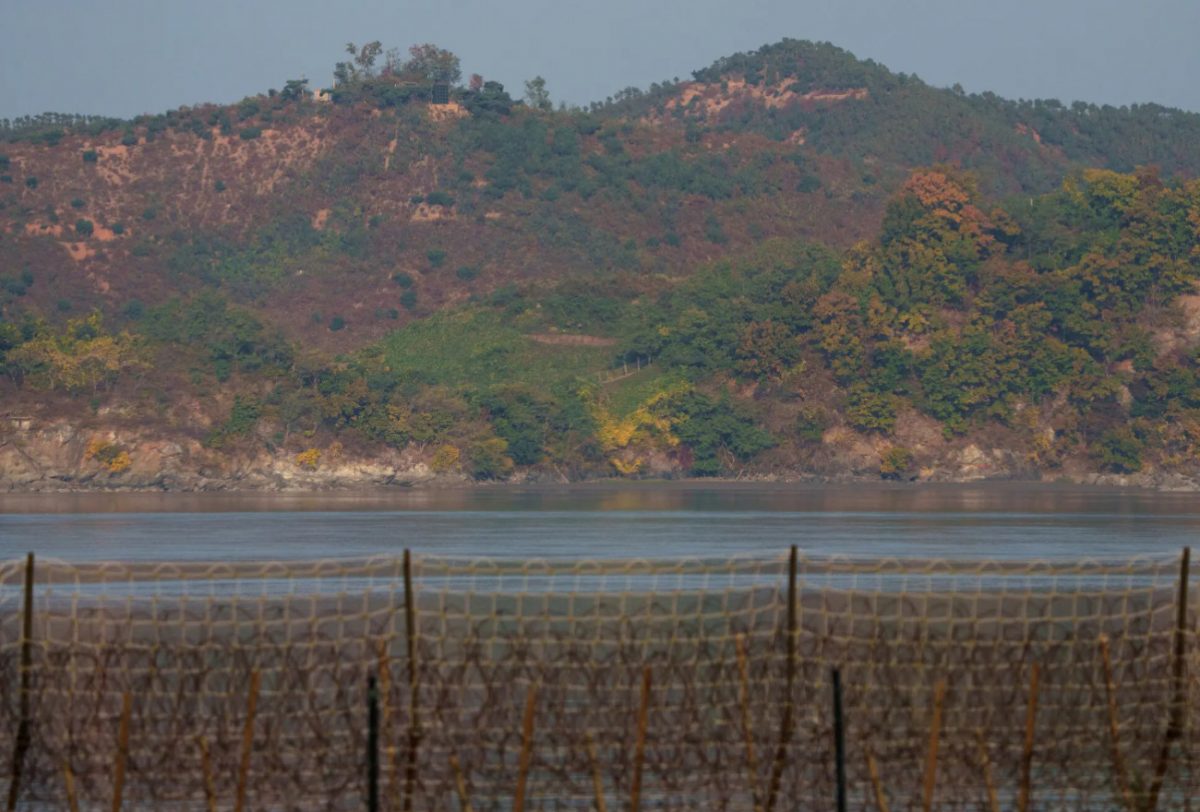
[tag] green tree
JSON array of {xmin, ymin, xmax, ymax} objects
[{"xmin": 524, "ymin": 76, "xmax": 552, "ymax": 111}]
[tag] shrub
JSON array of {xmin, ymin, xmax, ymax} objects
[
  {"xmin": 400, "ymin": 290, "xmax": 418, "ymax": 310},
  {"xmin": 142, "ymin": 206, "xmax": 157, "ymax": 220},
  {"xmin": 24, "ymin": 177, "xmax": 37, "ymax": 189},
  {"xmin": 75, "ymin": 219, "xmax": 94, "ymax": 237},
  {"xmin": 239, "ymin": 127, "xmax": 263, "ymax": 140},
  {"xmin": 71, "ymin": 198, "xmax": 85, "ymax": 209},
  {"xmin": 85, "ymin": 439, "xmax": 131, "ymax": 473},
  {"xmin": 392, "ymin": 271, "xmax": 414, "ymax": 288},
  {"xmin": 880, "ymin": 446, "xmax": 915, "ymax": 480},
  {"xmin": 455, "ymin": 266, "xmax": 479, "ymax": 282},
  {"xmin": 82, "ymin": 150, "xmax": 99, "ymax": 163},
  {"xmin": 1095, "ymin": 427, "xmax": 1143, "ymax": 473},
  {"xmin": 214, "ymin": 180, "xmax": 226, "ymax": 192},
  {"xmin": 295, "ymin": 448, "xmax": 321, "ymax": 469},
  {"xmin": 0, "ymin": 154, "xmax": 9, "ymax": 170},
  {"xmin": 426, "ymin": 249, "xmax": 447, "ymax": 267},
  {"xmin": 431, "ymin": 444, "xmax": 461, "ymax": 472},
  {"xmin": 329, "ymin": 315, "xmax": 346, "ymax": 331},
  {"xmin": 111, "ymin": 223, "xmax": 125, "ymax": 235},
  {"xmin": 425, "ymin": 190, "xmax": 455, "ymax": 207}
]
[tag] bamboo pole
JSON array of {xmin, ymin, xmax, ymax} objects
[
  {"xmin": 111, "ymin": 692, "xmax": 132, "ymax": 812},
  {"xmin": 735, "ymin": 634, "xmax": 763, "ymax": 812},
  {"xmin": 833, "ymin": 669, "xmax": 847, "ymax": 812},
  {"xmin": 630, "ymin": 667, "xmax": 652, "ymax": 812},
  {"xmin": 514, "ymin": 684, "xmax": 538, "ymax": 812},
  {"xmin": 921, "ymin": 679, "xmax": 946, "ymax": 812},
  {"xmin": 5, "ymin": 552, "xmax": 34, "ymax": 812},
  {"xmin": 402, "ymin": 549, "xmax": 421, "ymax": 812},
  {"xmin": 197, "ymin": 737, "xmax": 216, "ymax": 812},
  {"xmin": 1099, "ymin": 635, "xmax": 1135, "ymax": 812},
  {"xmin": 585, "ymin": 732, "xmax": 608, "ymax": 812},
  {"xmin": 62, "ymin": 761, "xmax": 80, "ymax": 812},
  {"xmin": 865, "ymin": 750, "xmax": 889, "ymax": 812},
  {"xmin": 1144, "ymin": 546, "xmax": 1190, "ymax": 812},
  {"xmin": 974, "ymin": 729, "xmax": 999, "ymax": 812},
  {"xmin": 450, "ymin": 755, "xmax": 473, "ymax": 812},
  {"xmin": 368, "ymin": 674, "xmax": 380, "ymax": 812},
  {"xmin": 234, "ymin": 670, "xmax": 261, "ymax": 812},
  {"xmin": 765, "ymin": 545, "xmax": 798, "ymax": 812},
  {"xmin": 1018, "ymin": 663, "xmax": 1040, "ymax": 812}
]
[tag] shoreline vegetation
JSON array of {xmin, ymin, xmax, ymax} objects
[{"xmin": 4, "ymin": 40, "xmax": 1200, "ymax": 494}]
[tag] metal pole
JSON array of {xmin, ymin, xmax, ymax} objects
[
  {"xmin": 5, "ymin": 552, "xmax": 34, "ymax": 812},
  {"xmin": 368, "ymin": 674, "xmax": 380, "ymax": 812}
]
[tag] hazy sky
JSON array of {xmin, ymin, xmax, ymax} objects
[{"xmin": 3, "ymin": 0, "xmax": 1199, "ymax": 120}]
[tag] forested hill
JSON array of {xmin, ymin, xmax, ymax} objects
[{"xmin": 1, "ymin": 39, "xmax": 1199, "ymax": 490}]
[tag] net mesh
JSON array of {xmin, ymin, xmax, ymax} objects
[{"xmin": 0, "ymin": 551, "xmax": 1196, "ymax": 810}]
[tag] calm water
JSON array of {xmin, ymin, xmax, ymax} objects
[{"xmin": 1, "ymin": 482, "xmax": 1198, "ymax": 562}]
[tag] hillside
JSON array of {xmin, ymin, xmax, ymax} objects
[{"xmin": 1, "ymin": 40, "xmax": 1199, "ymax": 490}]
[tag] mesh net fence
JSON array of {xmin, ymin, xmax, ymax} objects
[{"xmin": 0, "ymin": 551, "xmax": 1196, "ymax": 811}]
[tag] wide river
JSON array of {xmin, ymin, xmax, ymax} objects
[{"xmin": 0, "ymin": 481, "xmax": 1197, "ymax": 562}]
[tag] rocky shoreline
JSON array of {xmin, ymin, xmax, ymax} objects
[{"xmin": 4, "ymin": 419, "xmax": 1199, "ymax": 494}]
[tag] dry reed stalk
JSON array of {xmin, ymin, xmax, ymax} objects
[
  {"xmin": 377, "ymin": 640, "xmax": 399, "ymax": 803},
  {"xmin": 450, "ymin": 755, "xmax": 473, "ymax": 812},
  {"xmin": 974, "ymin": 729, "xmax": 999, "ymax": 812},
  {"xmin": 1144, "ymin": 546, "xmax": 1191, "ymax": 812},
  {"xmin": 765, "ymin": 545, "xmax": 798, "ymax": 812},
  {"xmin": 865, "ymin": 749, "xmax": 889, "ymax": 812},
  {"xmin": 921, "ymin": 679, "xmax": 946, "ymax": 812},
  {"xmin": 62, "ymin": 761, "xmax": 80, "ymax": 812},
  {"xmin": 735, "ymin": 634, "xmax": 763, "ymax": 812},
  {"xmin": 402, "ymin": 549, "xmax": 421, "ymax": 812},
  {"xmin": 1098, "ymin": 635, "xmax": 1135, "ymax": 812},
  {"xmin": 514, "ymin": 683, "xmax": 539, "ymax": 812},
  {"xmin": 630, "ymin": 666, "xmax": 653, "ymax": 812},
  {"xmin": 234, "ymin": 670, "xmax": 261, "ymax": 812},
  {"xmin": 1018, "ymin": 663, "xmax": 1040, "ymax": 812},
  {"xmin": 197, "ymin": 737, "xmax": 216, "ymax": 812},
  {"xmin": 111, "ymin": 691, "xmax": 132, "ymax": 812},
  {"xmin": 585, "ymin": 732, "xmax": 608, "ymax": 812},
  {"xmin": 5, "ymin": 552, "xmax": 34, "ymax": 812}
]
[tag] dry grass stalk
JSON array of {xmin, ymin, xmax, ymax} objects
[
  {"xmin": 450, "ymin": 754, "xmax": 473, "ymax": 812},
  {"xmin": 1099, "ymin": 635, "xmax": 1135, "ymax": 811},
  {"xmin": 631, "ymin": 666, "xmax": 653, "ymax": 812},
  {"xmin": 735, "ymin": 634, "xmax": 763, "ymax": 812},
  {"xmin": 62, "ymin": 760, "xmax": 80, "ymax": 812},
  {"xmin": 865, "ymin": 749, "xmax": 889, "ymax": 812},
  {"xmin": 974, "ymin": 729, "xmax": 999, "ymax": 812},
  {"xmin": 235, "ymin": 670, "xmax": 260, "ymax": 812},
  {"xmin": 1018, "ymin": 663, "xmax": 1040, "ymax": 812},
  {"xmin": 921, "ymin": 679, "xmax": 947, "ymax": 812},
  {"xmin": 585, "ymin": 732, "xmax": 608, "ymax": 812},
  {"xmin": 197, "ymin": 737, "xmax": 216, "ymax": 812},
  {"xmin": 514, "ymin": 683, "xmax": 539, "ymax": 812},
  {"xmin": 111, "ymin": 691, "xmax": 132, "ymax": 812}
]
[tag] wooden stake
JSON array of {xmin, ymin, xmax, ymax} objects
[
  {"xmin": 1018, "ymin": 663, "xmax": 1040, "ymax": 812},
  {"xmin": 974, "ymin": 729, "xmax": 999, "ymax": 812},
  {"xmin": 765, "ymin": 545, "xmax": 798, "ymax": 812},
  {"xmin": 630, "ymin": 667, "xmax": 652, "ymax": 812},
  {"xmin": 197, "ymin": 737, "xmax": 216, "ymax": 812},
  {"xmin": 62, "ymin": 761, "xmax": 80, "ymax": 812},
  {"xmin": 1099, "ymin": 635, "xmax": 1135, "ymax": 812},
  {"xmin": 402, "ymin": 549, "xmax": 421, "ymax": 812},
  {"xmin": 234, "ymin": 670, "xmax": 260, "ymax": 812},
  {"xmin": 514, "ymin": 683, "xmax": 538, "ymax": 812},
  {"xmin": 111, "ymin": 692, "xmax": 132, "ymax": 812},
  {"xmin": 450, "ymin": 755, "xmax": 473, "ymax": 812},
  {"xmin": 833, "ymin": 669, "xmax": 847, "ymax": 812},
  {"xmin": 865, "ymin": 749, "xmax": 889, "ymax": 812},
  {"xmin": 921, "ymin": 679, "xmax": 946, "ymax": 812},
  {"xmin": 1144, "ymin": 546, "xmax": 1190, "ymax": 812},
  {"xmin": 584, "ymin": 732, "xmax": 607, "ymax": 812},
  {"xmin": 5, "ymin": 552, "xmax": 34, "ymax": 812},
  {"xmin": 735, "ymin": 635, "xmax": 763, "ymax": 812}
]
